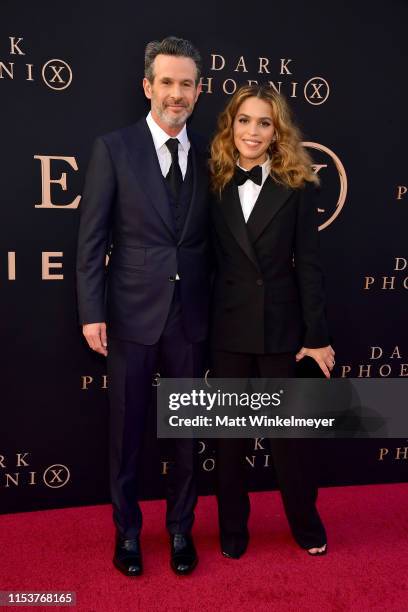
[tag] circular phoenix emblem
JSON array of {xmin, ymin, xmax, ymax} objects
[{"xmin": 303, "ymin": 141, "xmax": 347, "ymax": 230}]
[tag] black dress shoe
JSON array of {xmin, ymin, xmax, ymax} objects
[
  {"xmin": 113, "ymin": 535, "xmax": 143, "ymax": 577},
  {"xmin": 170, "ymin": 533, "xmax": 198, "ymax": 575},
  {"xmin": 220, "ymin": 529, "xmax": 249, "ymax": 559}
]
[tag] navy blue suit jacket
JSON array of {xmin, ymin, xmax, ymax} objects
[{"xmin": 76, "ymin": 118, "xmax": 210, "ymax": 344}]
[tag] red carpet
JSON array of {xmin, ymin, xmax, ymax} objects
[{"xmin": 0, "ymin": 484, "xmax": 407, "ymax": 611}]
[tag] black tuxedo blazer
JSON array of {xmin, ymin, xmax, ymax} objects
[
  {"xmin": 76, "ymin": 118, "xmax": 210, "ymax": 344},
  {"xmin": 210, "ymin": 177, "xmax": 330, "ymax": 354}
]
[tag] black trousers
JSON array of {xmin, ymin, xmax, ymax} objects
[
  {"xmin": 107, "ymin": 287, "xmax": 205, "ymax": 538},
  {"xmin": 212, "ymin": 350, "xmax": 326, "ymax": 552}
]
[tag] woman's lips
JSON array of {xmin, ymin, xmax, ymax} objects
[{"xmin": 242, "ymin": 139, "xmax": 262, "ymax": 147}]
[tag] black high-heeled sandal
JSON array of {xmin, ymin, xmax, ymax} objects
[{"xmin": 307, "ymin": 543, "xmax": 327, "ymax": 556}]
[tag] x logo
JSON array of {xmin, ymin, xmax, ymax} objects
[{"xmin": 42, "ymin": 59, "xmax": 72, "ymax": 91}]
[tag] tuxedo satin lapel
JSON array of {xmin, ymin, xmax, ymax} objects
[
  {"xmin": 122, "ymin": 119, "xmax": 175, "ymax": 237},
  {"xmin": 219, "ymin": 182, "xmax": 260, "ymax": 272},
  {"xmin": 246, "ymin": 177, "xmax": 293, "ymax": 243}
]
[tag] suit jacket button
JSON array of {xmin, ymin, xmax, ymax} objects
[
  {"xmin": 169, "ymin": 276, "xmax": 176, "ymax": 282},
  {"xmin": 256, "ymin": 279, "xmax": 264, "ymax": 286}
]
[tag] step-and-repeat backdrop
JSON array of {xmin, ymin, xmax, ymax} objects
[{"xmin": 2, "ymin": 1, "xmax": 407, "ymax": 513}]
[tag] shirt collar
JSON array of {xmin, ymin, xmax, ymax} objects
[{"xmin": 146, "ymin": 111, "xmax": 189, "ymax": 153}]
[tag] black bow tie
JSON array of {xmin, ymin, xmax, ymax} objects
[{"xmin": 234, "ymin": 164, "xmax": 263, "ymax": 186}]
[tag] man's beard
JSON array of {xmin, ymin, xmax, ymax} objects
[{"xmin": 155, "ymin": 102, "xmax": 191, "ymax": 128}]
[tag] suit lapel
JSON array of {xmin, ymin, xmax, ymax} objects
[
  {"xmin": 246, "ymin": 176, "xmax": 293, "ymax": 243},
  {"xmin": 178, "ymin": 140, "xmax": 206, "ymax": 244},
  {"xmin": 219, "ymin": 181, "xmax": 260, "ymax": 272},
  {"xmin": 121, "ymin": 118, "xmax": 175, "ymax": 237}
]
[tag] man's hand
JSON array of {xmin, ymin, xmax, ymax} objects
[
  {"xmin": 82, "ymin": 322, "xmax": 108, "ymax": 357},
  {"xmin": 295, "ymin": 345, "xmax": 335, "ymax": 379}
]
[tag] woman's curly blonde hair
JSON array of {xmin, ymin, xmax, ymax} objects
[{"xmin": 209, "ymin": 84, "xmax": 319, "ymax": 193}]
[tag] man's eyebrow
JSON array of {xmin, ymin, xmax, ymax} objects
[{"xmin": 159, "ymin": 76, "xmax": 194, "ymax": 83}]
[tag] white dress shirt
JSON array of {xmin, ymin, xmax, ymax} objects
[
  {"xmin": 237, "ymin": 157, "xmax": 271, "ymax": 223},
  {"xmin": 146, "ymin": 111, "xmax": 190, "ymax": 178},
  {"xmin": 145, "ymin": 111, "xmax": 189, "ymax": 280}
]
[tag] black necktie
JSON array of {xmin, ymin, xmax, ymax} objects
[
  {"xmin": 234, "ymin": 164, "xmax": 263, "ymax": 186},
  {"xmin": 165, "ymin": 138, "xmax": 183, "ymax": 201}
]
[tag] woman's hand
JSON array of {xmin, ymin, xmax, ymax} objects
[{"xmin": 295, "ymin": 345, "xmax": 335, "ymax": 378}]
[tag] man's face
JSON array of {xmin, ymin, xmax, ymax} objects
[{"xmin": 143, "ymin": 54, "xmax": 201, "ymax": 132}]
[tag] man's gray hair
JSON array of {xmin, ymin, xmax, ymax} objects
[{"xmin": 144, "ymin": 36, "xmax": 202, "ymax": 85}]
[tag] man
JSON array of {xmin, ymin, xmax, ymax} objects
[{"xmin": 76, "ymin": 37, "xmax": 210, "ymax": 577}]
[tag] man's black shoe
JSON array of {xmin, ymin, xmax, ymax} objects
[
  {"xmin": 170, "ymin": 533, "xmax": 198, "ymax": 575},
  {"xmin": 113, "ymin": 535, "xmax": 143, "ymax": 577}
]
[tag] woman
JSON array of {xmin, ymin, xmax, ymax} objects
[{"xmin": 209, "ymin": 84, "xmax": 335, "ymax": 558}]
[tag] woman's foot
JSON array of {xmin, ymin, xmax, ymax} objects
[
  {"xmin": 307, "ymin": 543, "xmax": 327, "ymax": 556},
  {"xmin": 220, "ymin": 529, "xmax": 249, "ymax": 559}
]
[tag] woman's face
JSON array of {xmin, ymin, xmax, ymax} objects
[{"xmin": 233, "ymin": 96, "xmax": 275, "ymax": 169}]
